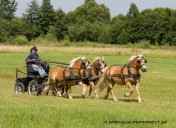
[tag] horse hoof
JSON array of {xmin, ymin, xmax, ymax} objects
[
  {"xmin": 82, "ymin": 95, "xmax": 85, "ymax": 98},
  {"xmin": 104, "ymin": 95, "xmax": 108, "ymax": 99},
  {"xmin": 138, "ymin": 100, "xmax": 142, "ymax": 103},
  {"xmin": 57, "ymin": 94, "xmax": 62, "ymax": 97},
  {"xmin": 124, "ymin": 93, "xmax": 130, "ymax": 97},
  {"xmin": 114, "ymin": 99, "xmax": 118, "ymax": 102},
  {"xmin": 69, "ymin": 96, "xmax": 73, "ymax": 99},
  {"xmin": 95, "ymin": 95, "xmax": 99, "ymax": 99}
]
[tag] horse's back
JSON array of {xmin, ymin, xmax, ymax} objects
[
  {"xmin": 104, "ymin": 65, "xmax": 122, "ymax": 75},
  {"xmin": 49, "ymin": 66, "xmax": 65, "ymax": 81}
]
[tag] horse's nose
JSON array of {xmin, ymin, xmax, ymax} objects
[
  {"xmin": 142, "ymin": 67, "xmax": 147, "ymax": 72},
  {"xmin": 141, "ymin": 65, "xmax": 147, "ymax": 72}
]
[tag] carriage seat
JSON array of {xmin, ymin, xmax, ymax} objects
[{"xmin": 26, "ymin": 63, "xmax": 39, "ymax": 77}]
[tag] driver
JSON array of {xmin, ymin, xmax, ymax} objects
[{"xmin": 25, "ymin": 46, "xmax": 47, "ymax": 78}]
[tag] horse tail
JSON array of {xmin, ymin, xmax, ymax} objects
[
  {"xmin": 97, "ymin": 67, "xmax": 109, "ymax": 93},
  {"xmin": 97, "ymin": 75, "xmax": 108, "ymax": 93}
]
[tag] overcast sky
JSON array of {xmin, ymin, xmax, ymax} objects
[{"xmin": 15, "ymin": 0, "xmax": 176, "ymax": 17}]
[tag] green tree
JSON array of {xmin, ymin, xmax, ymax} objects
[
  {"xmin": 66, "ymin": 0, "xmax": 111, "ymax": 42},
  {"xmin": 127, "ymin": 3, "xmax": 139, "ymax": 18},
  {"xmin": 10, "ymin": 17, "xmax": 25, "ymax": 37},
  {"xmin": 126, "ymin": 3, "xmax": 141, "ymax": 44},
  {"xmin": 37, "ymin": 0, "xmax": 56, "ymax": 35},
  {"xmin": 0, "ymin": 17, "xmax": 25, "ymax": 43},
  {"xmin": 0, "ymin": 0, "xmax": 18, "ymax": 21},
  {"xmin": 55, "ymin": 8, "xmax": 67, "ymax": 40},
  {"xmin": 167, "ymin": 10, "xmax": 176, "ymax": 45},
  {"xmin": 23, "ymin": 0, "xmax": 40, "ymax": 41},
  {"xmin": 0, "ymin": 19, "xmax": 10, "ymax": 42},
  {"xmin": 110, "ymin": 14, "xmax": 129, "ymax": 44},
  {"xmin": 141, "ymin": 8, "xmax": 171, "ymax": 45},
  {"xmin": 126, "ymin": 14, "xmax": 144, "ymax": 43},
  {"xmin": 84, "ymin": 0, "xmax": 95, "ymax": 4},
  {"xmin": 23, "ymin": 0, "xmax": 39, "ymax": 24}
]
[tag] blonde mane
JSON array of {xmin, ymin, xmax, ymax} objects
[
  {"xmin": 128, "ymin": 56, "xmax": 137, "ymax": 62},
  {"xmin": 94, "ymin": 57, "xmax": 100, "ymax": 62},
  {"xmin": 69, "ymin": 56, "xmax": 86, "ymax": 67},
  {"xmin": 94, "ymin": 57, "xmax": 104, "ymax": 62},
  {"xmin": 128, "ymin": 54, "xmax": 144, "ymax": 62}
]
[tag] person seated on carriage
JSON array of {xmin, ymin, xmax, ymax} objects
[{"xmin": 25, "ymin": 46, "xmax": 47, "ymax": 78}]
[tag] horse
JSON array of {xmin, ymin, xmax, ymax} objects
[
  {"xmin": 42, "ymin": 56, "xmax": 90, "ymax": 99},
  {"xmin": 79, "ymin": 57, "xmax": 107, "ymax": 98},
  {"xmin": 97, "ymin": 55, "xmax": 147, "ymax": 103}
]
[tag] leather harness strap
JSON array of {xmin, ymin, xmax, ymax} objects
[
  {"xmin": 63, "ymin": 67, "xmax": 81, "ymax": 80},
  {"xmin": 108, "ymin": 64, "xmax": 141, "ymax": 85}
]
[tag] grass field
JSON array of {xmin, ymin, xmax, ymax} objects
[{"xmin": 0, "ymin": 45, "xmax": 176, "ymax": 128}]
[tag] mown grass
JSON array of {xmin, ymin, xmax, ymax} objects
[{"xmin": 0, "ymin": 46, "xmax": 175, "ymax": 128}]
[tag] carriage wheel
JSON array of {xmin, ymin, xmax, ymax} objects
[
  {"xmin": 14, "ymin": 82, "xmax": 25, "ymax": 94},
  {"xmin": 28, "ymin": 80, "xmax": 39, "ymax": 96}
]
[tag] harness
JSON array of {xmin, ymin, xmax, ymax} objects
[
  {"xmin": 109, "ymin": 64, "xmax": 141, "ymax": 85},
  {"xmin": 82, "ymin": 66, "xmax": 100, "ymax": 85},
  {"xmin": 63, "ymin": 67, "xmax": 82, "ymax": 80}
]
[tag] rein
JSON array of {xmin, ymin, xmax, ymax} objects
[{"xmin": 41, "ymin": 59, "xmax": 69, "ymax": 65}]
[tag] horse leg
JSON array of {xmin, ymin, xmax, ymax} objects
[
  {"xmin": 89, "ymin": 81, "xmax": 98, "ymax": 99},
  {"xmin": 42, "ymin": 85, "xmax": 50, "ymax": 95},
  {"xmin": 104, "ymin": 81, "xmax": 111, "ymax": 99},
  {"xmin": 61, "ymin": 86, "xmax": 65, "ymax": 96},
  {"xmin": 108, "ymin": 83, "xmax": 118, "ymax": 102},
  {"xmin": 104, "ymin": 87, "xmax": 110, "ymax": 99},
  {"xmin": 124, "ymin": 81, "xmax": 133, "ymax": 97},
  {"xmin": 54, "ymin": 83, "xmax": 64, "ymax": 97},
  {"xmin": 42, "ymin": 79, "xmax": 53, "ymax": 95},
  {"xmin": 89, "ymin": 86, "xmax": 92, "ymax": 98},
  {"xmin": 53, "ymin": 85, "xmax": 62, "ymax": 97},
  {"xmin": 136, "ymin": 82, "xmax": 142, "ymax": 103},
  {"xmin": 79, "ymin": 81, "xmax": 87, "ymax": 98},
  {"xmin": 65, "ymin": 83, "xmax": 73, "ymax": 99}
]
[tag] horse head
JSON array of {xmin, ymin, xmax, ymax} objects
[
  {"xmin": 93, "ymin": 57, "xmax": 107, "ymax": 74},
  {"xmin": 80, "ymin": 57, "xmax": 90, "ymax": 69},
  {"xmin": 136, "ymin": 55, "xmax": 147, "ymax": 72},
  {"xmin": 70, "ymin": 56, "xmax": 90, "ymax": 70}
]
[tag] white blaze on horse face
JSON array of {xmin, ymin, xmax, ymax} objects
[
  {"xmin": 140, "ymin": 59, "xmax": 147, "ymax": 72},
  {"xmin": 99, "ymin": 60, "xmax": 106, "ymax": 74}
]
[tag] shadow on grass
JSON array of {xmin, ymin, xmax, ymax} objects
[
  {"xmin": 118, "ymin": 98, "xmax": 139, "ymax": 102},
  {"xmin": 71, "ymin": 96, "xmax": 142, "ymax": 103}
]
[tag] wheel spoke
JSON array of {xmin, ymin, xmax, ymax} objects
[
  {"xmin": 28, "ymin": 80, "xmax": 38, "ymax": 96},
  {"xmin": 14, "ymin": 82, "xmax": 25, "ymax": 94}
]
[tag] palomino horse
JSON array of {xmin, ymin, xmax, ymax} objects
[
  {"xmin": 79, "ymin": 57, "xmax": 107, "ymax": 98},
  {"xmin": 97, "ymin": 55, "xmax": 147, "ymax": 103},
  {"xmin": 42, "ymin": 56, "xmax": 90, "ymax": 99}
]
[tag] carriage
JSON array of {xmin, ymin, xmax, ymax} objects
[{"xmin": 14, "ymin": 62, "xmax": 50, "ymax": 95}]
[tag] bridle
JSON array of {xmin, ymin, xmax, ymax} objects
[
  {"xmin": 137, "ymin": 57, "xmax": 147, "ymax": 69},
  {"xmin": 93, "ymin": 59, "xmax": 106, "ymax": 74}
]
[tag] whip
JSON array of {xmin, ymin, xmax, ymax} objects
[{"xmin": 41, "ymin": 59, "xmax": 69, "ymax": 65}]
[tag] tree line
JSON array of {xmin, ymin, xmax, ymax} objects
[{"xmin": 0, "ymin": 0, "xmax": 176, "ymax": 45}]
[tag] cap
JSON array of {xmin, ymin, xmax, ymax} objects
[{"xmin": 31, "ymin": 46, "xmax": 38, "ymax": 52}]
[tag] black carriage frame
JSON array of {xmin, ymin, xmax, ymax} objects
[{"xmin": 14, "ymin": 62, "xmax": 49, "ymax": 95}]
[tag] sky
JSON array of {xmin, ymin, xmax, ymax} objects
[{"xmin": 15, "ymin": 0, "xmax": 176, "ymax": 17}]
